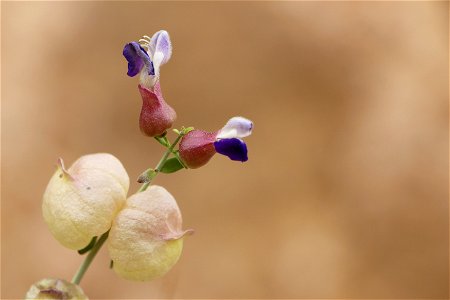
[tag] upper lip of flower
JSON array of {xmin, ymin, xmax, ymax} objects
[
  {"xmin": 123, "ymin": 30, "xmax": 172, "ymax": 88},
  {"xmin": 216, "ymin": 116, "xmax": 253, "ymax": 140}
]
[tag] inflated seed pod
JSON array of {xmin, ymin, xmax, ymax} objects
[
  {"xmin": 108, "ymin": 185, "xmax": 193, "ymax": 281},
  {"xmin": 25, "ymin": 278, "xmax": 88, "ymax": 300},
  {"xmin": 42, "ymin": 153, "xmax": 129, "ymax": 250}
]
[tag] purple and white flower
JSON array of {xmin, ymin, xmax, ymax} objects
[
  {"xmin": 123, "ymin": 30, "xmax": 176, "ymax": 137},
  {"xmin": 179, "ymin": 117, "xmax": 253, "ymax": 169},
  {"xmin": 123, "ymin": 30, "xmax": 172, "ymax": 89}
]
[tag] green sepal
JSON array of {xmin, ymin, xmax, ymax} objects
[
  {"xmin": 160, "ymin": 157, "xmax": 184, "ymax": 173},
  {"xmin": 77, "ymin": 236, "xmax": 97, "ymax": 255},
  {"xmin": 183, "ymin": 126, "xmax": 194, "ymax": 134},
  {"xmin": 154, "ymin": 136, "xmax": 170, "ymax": 147},
  {"xmin": 180, "ymin": 126, "xmax": 194, "ymax": 135}
]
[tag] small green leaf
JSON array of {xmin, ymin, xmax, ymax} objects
[
  {"xmin": 160, "ymin": 157, "xmax": 184, "ymax": 173},
  {"xmin": 173, "ymin": 129, "xmax": 180, "ymax": 135},
  {"xmin": 173, "ymin": 151, "xmax": 188, "ymax": 169},
  {"xmin": 78, "ymin": 236, "xmax": 97, "ymax": 255}
]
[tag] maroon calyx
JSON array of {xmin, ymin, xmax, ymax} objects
[
  {"xmin": 179, "ymin": 130, "xmax": 218, "ymax": 169},
  {"xmin": 138, "ymin": 82, "xmax": 176, "ymax": 137}
]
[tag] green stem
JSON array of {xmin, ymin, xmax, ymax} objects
[
  {"xmin": 71, "ymin": 231, "xmax": 109, "ymax": 284},
  {"xmin": 71, "ymin": 132, "xmax": 185, "ymax": 285},
  {"xmin": 138, "ymin": 133, "xmax": 184, "ymax": 192}
]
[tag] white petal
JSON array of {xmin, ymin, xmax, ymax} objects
[
  {"xmin": 216, "ymin": 116, "xmax": 253, "ymax": 139},
  {"xmin": 139, "ymin": 68, "xmax": 157, "ymax": 89},
  {"xmin": 152, "ymin": 51, "xmax": 164, "ymax": 77}
]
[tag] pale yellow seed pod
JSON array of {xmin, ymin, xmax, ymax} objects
[
  {"xmin": 42, "ymin": 153, "xmax": 129, "ymax": 250},
  {"xmin": 108, "ymin": 185, "xmax": 193, "ymax": 281},
  {"xmin": 25, "ymin": 278, "xmax": 88, "ymax": 300}
]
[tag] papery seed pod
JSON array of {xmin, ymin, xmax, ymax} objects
[
  {"xmin": 42, "ymin": 153, "xmax": 129, "ymax": 250},
  {"xmin": 25, "ymin": 278, "xmax": 88, "ymax": 300},
  {"xmin": 138, "ymin": 83, "xmax": 176, "ymax": 137},
  {"xmin": 108, "ymin": 186, "xmax": 193, "ymax": 281}
]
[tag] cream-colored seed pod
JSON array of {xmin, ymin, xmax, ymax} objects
[
  {"xmin": 25, "ymin": 278, "xmax": 88, "ymax": 300},
  {"xmin": 108, "ymin": 185, "xmax": 193, "ymax": 281},
  {"xmin": 42, "ymin": 153, "xmax": 129, "ymax": 250}
]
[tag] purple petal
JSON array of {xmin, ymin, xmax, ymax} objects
[
  {"xmin": 214, "ymin": 138, "xmax": 248, "ymax": 162},
  {"xmin": 123, "ymin": 42, "xmax": 154, "ymax": 77}
]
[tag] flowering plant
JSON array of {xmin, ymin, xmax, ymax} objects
[{"xmin": 26, "ymin": 30, "xmax": 253, "ymax": 299}]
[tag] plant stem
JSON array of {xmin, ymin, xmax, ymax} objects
[
  {"xmin": 71, "ymin": 231, "xmax": 109, "ymax": 284},
  {"xmin": 138, "ymin": 133, "xmax": 184, "ymax": 192},
  {"xmin": 71, "ymin": 132, "xmax": 185, "ymax": 285}
]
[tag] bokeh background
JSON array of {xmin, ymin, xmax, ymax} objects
[{"xmin": 2, "ymin": 1, "xmax": 448, "ymax": 299}]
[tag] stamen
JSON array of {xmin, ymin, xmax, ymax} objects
[
  {"xmin": 139, "ymin": 35, "xmax": 152, "ymax": 50},
  {"xmin": 138, "ymin": 39, "xmax": 150, "ymax": 50},
  {"xmin": 140, "ymin": 36, "xmax": 151, "ymax": 44},
  {"xmin": 138, "ymin": 39, "xmax": 148, "ymax": 43}
]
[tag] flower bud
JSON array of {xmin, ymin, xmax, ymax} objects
[
  {"xmin": 42, "ymin": 153, "xmax": 129, "ymax": 250},
  {"xmin": 108, "ymin": 186, "xmax": 193, "ymax": 281},
  {"xmin": 178, "ymin": 130, "xmax": 217, "ymax": 168},
  {"xmin": 25, "ymin": 278, "xmax": 87, "ymax": 300},
  {"xmin": 138, "ymin": 83, "xmax": 176, "ymax": 137}
]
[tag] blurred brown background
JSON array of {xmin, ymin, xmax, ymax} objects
[{"xmin": 2, "ymin": 1, "xmax": 448, "ymax": 299}]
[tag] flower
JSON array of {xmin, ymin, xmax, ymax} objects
[
  {"xmin": 123, "ymin": 30, "xmax": 176, "ymax": 137},
  {"xmin": 123, "ymin": 30, "xmax": 172, "ymax": 89},
  {"xmin": 108, "ymin": 186, "xmax": 193, "ymax": 281},
  {"xmin": 179, "ymin": 117, "xmax": 253, "ymax": 168}
]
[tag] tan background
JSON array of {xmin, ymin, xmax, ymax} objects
[{"xmin": 2, "ymin": 1, "xmax": 448, "ymax": 299}]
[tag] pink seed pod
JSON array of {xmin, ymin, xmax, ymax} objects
[
  {"xmin": 42, "ymin": 153, "xmax": 129, "ymax": 250},
  {"xmin": 108, "ymin": 185, "xmax": 193, "ymax": 281},
  {"xmin": 138, "ymin": 83, "xmax": 176, "ymax": 137}
]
